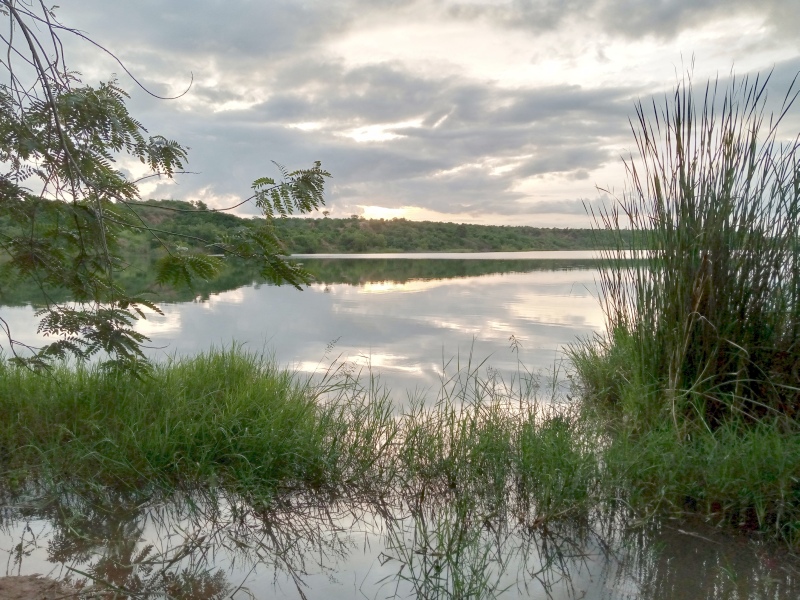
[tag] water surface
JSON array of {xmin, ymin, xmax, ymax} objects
[
  {"xmin": 1, "ymin": 253, "xmax": 605, "ymax": 393},
  {"xmin": 3, "ymin": 253, "xmax": 797, "ymax": 598},
  {"xmin": 2, "ymin": 487, "xmax": 797, "ymax": 599}
]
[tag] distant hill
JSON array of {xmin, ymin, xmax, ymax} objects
[
  {"xmin": 271, "ymin": 215, "xmax": 629, "ymax": 253},
  {"xmin": 115, "ymin": 200, "xmax": 631, "ymax": 254},
  {"xmin": 1, "ymin": 200, "xmax": 631, "ymax": 305}
]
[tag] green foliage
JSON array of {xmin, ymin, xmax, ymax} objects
[
  {"xmin": 3, "ymin": 345, "xmax": 800, "ymax": 548},
  {"xmin": 0, "ymin": 346, "xmax": 598, "ymax": 517},
  {"xmin": 271, "ymin": 216, "xmax": 633, "ymax": 253},
  {"xmin": 578, "ymin": 72, "xmax": 800, "ymax": 427},
  {"xmin": 252, "ymin": 161, "xmax": 329, "ymax": 218},
  {"xmin": 0, "ymin": 348, "xmax": 344, "ymax": 490},
  {"xmin": 0, "ymin": 2, "xmax": 328, "ymax": 370},
  {"xmin": 597, "ymin": 415, "xmax": 800, "ymax": 547},
  {"xmin": 569, "ymin": 72, "xmax": 800, "ymax": 548},
  {"xmin": 86, "ymin": 201, "xmax": 623, "ymax": 255},
  {"xmin": 155, "ymin": 253, "xmax": 223, "ymax": 288}
]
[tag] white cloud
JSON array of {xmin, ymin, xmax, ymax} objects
[{"xmin": 49, "ymin": 0, "xmax": 800, "ymax": 227}]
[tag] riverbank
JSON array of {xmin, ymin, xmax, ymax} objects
[{"xmin": 0, "ymin": 576, "xmax": 78, "ymax": 600}]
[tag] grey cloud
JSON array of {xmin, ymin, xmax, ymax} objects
[
  {"xmin": 596, "ymin": 0, "xmax": 800, "ymax": 41},
  {"xmin": 445, "ymin": 0, "xmax": 800, "ymax": 42},
  {"xmin": 253, "ymin": 59, "xmax": 633, "ymax": 133},
  {"xmin": 63, "ymin": 1, "xmax": 350, "ymax": 60},
  {"xmin": 46, "ymin": 1, "xmax": 800, "ymax": 224},
  {"xmin": 448, "ymin": 0, "xmax": 587, "ymax": 32},
  {"xmin": 512, "ymin": 146, "xmax": 613, "ymax": 178},
  {"xmin": 526, "ymin": 197, "xmax": 612, "ymax": 215},
  {"xmin": 134, "ymin": 55, "xmax": 636, "ymax": 218}
]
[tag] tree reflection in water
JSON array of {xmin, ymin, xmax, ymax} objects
[{"xmin": 1, "ymin": 484, "xmax": 798, "ymax": 599}]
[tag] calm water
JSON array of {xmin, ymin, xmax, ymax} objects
[
  {"xmin": 1, "ymin": 253, "xmax": 605, "ymax": 393},
  {"xmin": 2, "ymin": 253, "xmax": 798, "ymax": 598},
  {"xmin": 2, "ymin": 488, "xmax": 798, "ymax": 599}
]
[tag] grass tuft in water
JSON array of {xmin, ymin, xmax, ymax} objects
[
  {"xmin": 0, "ymin": 346, "xmax": 601, "ymax": 525},
  {"xmin": 0, "ymin": 346, "xmax": 397, "ymax": 495},
  {"xmin": 570, "ymin": 71, "xmax": 800, "ymax": 546}
]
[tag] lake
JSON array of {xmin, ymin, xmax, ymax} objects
[
  {"xmin": 2, "ymin": 252, "xmax": 798, "ymax": 599},
  {"xmin": 0, "ymin": 252, "xmax": 605, "ymax": 395}
]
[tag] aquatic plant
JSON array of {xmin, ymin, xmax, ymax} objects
[
  {"xmin": 576, "ymin": 71, "xmax": 800, "ymax": 427},
  {"xmin": 570, "ymin": 70, "xmax": 800, "ymax": 546}
]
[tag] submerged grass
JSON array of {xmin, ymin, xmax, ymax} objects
[
  {"xmin": 1, "ymin": 339, "xmax": 799, "ymax": 560},
  {"xmin": 0, "ymin": 346, "xmax": 599, "ymax": 527}
]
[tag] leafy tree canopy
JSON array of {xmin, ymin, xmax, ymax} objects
[{"xmin": 0, "ymin": 0, "xmax": 329, "ymax": 372}]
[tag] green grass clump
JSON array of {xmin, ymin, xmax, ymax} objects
[
  {"xmin": 394, "ymin": 355, "xmax": 599, "ymax": 521},
  {"xmin": 517, "ymin": 413, "xmax": 596, "ymax": 515},
  {"xmin": 4, "ymin": 337, "xmax": 796, "ymax": 550},
  {"xmin": 0, "ymin": 348, "xmax": 599, "ymax": 523},
  {"xmin": 0, "ymin": 347, "xmax": 396, "ymax": 495},
  {"xmin": 599, "ymin": 417, "xmax": 800, "ymax": 546}
]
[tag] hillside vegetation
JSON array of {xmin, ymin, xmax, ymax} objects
[
  {"xmin": 108, "ymin": 200, "xmax": 630, "ymax": 254},
  {"xmin": 2, "ymin": 201, "xmax": 613, "ymax": 306},
  {"xmin": 270, "ymin": 213, "xmax": 627, "ymax": 252}
]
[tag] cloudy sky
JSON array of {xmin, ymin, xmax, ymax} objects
[{"xmin": 53, "ymin": 1, "xmax": 800, "ymax": 226}]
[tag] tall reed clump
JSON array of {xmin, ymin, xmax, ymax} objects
[{"xmin": 576, "ymin": 72, "xmax": 800, "ymax": 428}]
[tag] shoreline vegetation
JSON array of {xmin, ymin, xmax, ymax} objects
[
  {"xmin": 1, "ymin": 345, "xmax": 798, "ymax": 551},
  {"xmin": 0, "ymin": 205, "xmax": 633, "ymax": 307},
  {"xmin": 571, "ymin": 73, "xmax": 800, "ymax": 549},
  {"xmin": 0, "ymin": 254, "xmax": 603, "ymax": 307},
  {"xmin": 0, "ymin": 203, "xmax": 635, "ymax": 275}
]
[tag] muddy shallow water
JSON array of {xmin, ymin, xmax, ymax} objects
[{"xmin": 2, "ymin": 486, "xmax": 798, "ymax": 599}]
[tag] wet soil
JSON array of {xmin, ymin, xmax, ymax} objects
[{"xmin": 0, "ymin": 575, "xmax": 77, "ymax": 599}]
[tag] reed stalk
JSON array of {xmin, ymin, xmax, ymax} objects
[{"xmin": 578, "ymin": 71, "xmax": 800, "ymax": 427}]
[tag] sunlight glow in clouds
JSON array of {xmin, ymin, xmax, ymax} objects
[
  {"xmin": 339, "ymin": 119, "xmax": 424, "ymax": 142},
  {"xmin": 359, "ymin": 205, "xmax": 411, "ymax": 220},
  {"xmin": 61, "ymin": 0, "xmax": 800, "ymax": 227}
]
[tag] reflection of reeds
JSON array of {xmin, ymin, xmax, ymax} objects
[
  {"xmin": 0, "ymin": 481, "xmax": 617, "ymax": 600},
  {"xmin": 7, "ymin": 481, "xmax": 795, "ymax": 600},
  {"xmin": 379, "ymin": 496, "xmax": 512, "ymax": 600}
]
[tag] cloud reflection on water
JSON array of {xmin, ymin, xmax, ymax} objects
[{"xmin": 1, "ymin": 258, "xmax": 604, "ymax": 395}]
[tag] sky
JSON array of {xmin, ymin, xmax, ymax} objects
[{"xmin": 50, "ymin": 1, "xmax": 800, "ymax": 227}]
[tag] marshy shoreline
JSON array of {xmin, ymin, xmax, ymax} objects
[
  {"xmin": 2, "ymin": 70, "xmax": 800, "ymax": 598},
  {"xmin": 1, "ymin": 347, "xmax": 798, "ymax": 597}
]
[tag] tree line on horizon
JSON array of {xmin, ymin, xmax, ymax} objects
[{"xmin": 100, "ymin": 200, "xmax": 634, "ymax": 255}]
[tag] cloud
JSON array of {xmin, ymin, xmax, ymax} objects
[
  {"xmin": 446, "ymin": 0, "xmax": 800, "ymax": 42},
  {"xmin": 42, "ymin": 1, "xmax": 800, "ymax": 226},
  {"xmin": 526, "ymin": 197, "xmax": 612, "ymax": 215}
]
